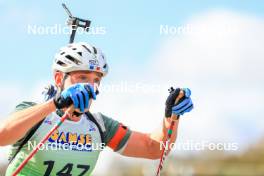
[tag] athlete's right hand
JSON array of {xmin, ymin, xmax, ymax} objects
[{"xmin": 53, "ymin": 83, "xmax": 96, "ymax": 112}]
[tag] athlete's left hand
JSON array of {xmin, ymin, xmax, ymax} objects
[{"xmin": 165, "ymin": 88, "xmax": 194, "ymax": 118}]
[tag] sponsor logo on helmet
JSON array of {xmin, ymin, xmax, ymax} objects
[{"xmin": 89, "ymin": 59, "xmax": 99, "ymax": 66}]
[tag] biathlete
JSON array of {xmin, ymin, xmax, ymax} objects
[{"xmin": 0, "ymin": 42, "xmax": 193, "ymax": 176}]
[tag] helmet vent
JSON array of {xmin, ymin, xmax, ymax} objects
[
  {"xmin": 103, "ymin": 64, "xmax": 107, "ymax": 69},
  {"xmin": 72, "ymin": 48, "xmax": 77, "ymax": 50},
  {"xmin": 77, "ymin": 52, "xmax": 82, "ymax": 56},
  {"xmin": 82, "ymin": 45, "xmax": 92, "ymax": 53},
  {"xmin": 65, "ymin": 55, "xmax": 82, "ymax": 65},
  {"xmin": 57, "ymin": 60, "xmax": 66, "ymax": 66},
  {"xmin": 60, "ymin": 52, "xmax": 65, "ymax": 55}
]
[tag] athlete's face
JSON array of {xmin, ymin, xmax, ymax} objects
[
  {"xmin": 54, "ymin": 71, "xmax": 102, "ymax": 120},
  {"xmin": 55, "ymin": 71, "xmax": 102, "ymax": 90}
]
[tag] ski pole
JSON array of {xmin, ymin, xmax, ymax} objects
[
  {"xmin": 62, "ymin": 3, "xmax": 91, "ymax": 44},
  {"xmin": 155, "ymin": 89, "xmax": 185, "ymax": 176},
  {"xmin": 12, "ymin": 105, "xmax": 74, "ymax": 176}
]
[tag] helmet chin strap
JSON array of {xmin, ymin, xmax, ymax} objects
[{"xmin": 60, "ymin": 73, "xmax": 69, "ymax": 91}]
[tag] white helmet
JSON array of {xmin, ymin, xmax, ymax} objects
[{"xmin": 52, "ymin": 42, "xmax": 109, "ymax": 76}]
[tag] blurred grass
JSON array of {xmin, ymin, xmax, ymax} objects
[{"xmin": 106, "ymin": 138, "xmax": 264, "ymax": 176}]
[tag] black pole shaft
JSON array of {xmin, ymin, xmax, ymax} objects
[{"xmin": 69, "ymin": 19, "xmax": 77, "ymax": 43}]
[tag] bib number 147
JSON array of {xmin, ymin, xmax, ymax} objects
[{"xmin": 43, "ymin": 160, "xmax": 90, "ymax": 176}]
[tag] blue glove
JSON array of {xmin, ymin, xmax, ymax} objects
[
  {"xmin": 53, "ymin": 83, "xmax": 96, "ymax": 112},
  {"xmin": 172, "ymin": 88, "xmax": 193, "ymax": 116}
]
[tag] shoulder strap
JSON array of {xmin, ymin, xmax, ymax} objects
[
  {"xmin": 8, "ymin": 119, "xmax": 44, "ymax": 164},
  {"xmin": 85, "ymin": 112, "xmax": 105, "ymax": 145}
]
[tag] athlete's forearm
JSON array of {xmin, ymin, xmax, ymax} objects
[
  {"xmin": 122, "ymin": 117, "xmax": 179, "ymax": 159},
  {"xmin": 0, "ymin": 100, "xmax": 56, "ymax": 146}
]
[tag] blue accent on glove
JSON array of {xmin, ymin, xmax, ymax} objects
[
  {"xmin": 61, "ymin": 83, "xmax": 96, "ymax": 112},
  {"xmin": 54, "ymin": 83, "xmax": 96, "ymax": 112},
  {"xmin": 172, "ymin": 97, "xmax": 193, "ymax": 116},
  {"xmin": 183, "ymin": 88, "xmax": 191, "ymax": 98}
]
